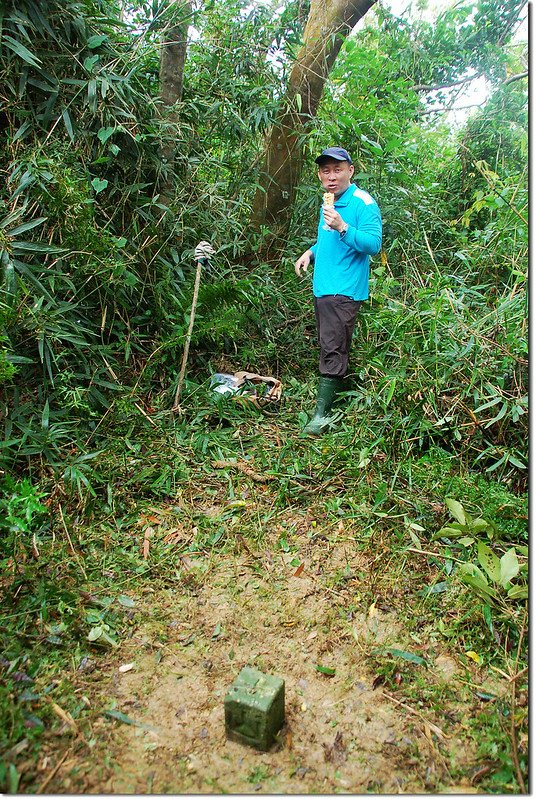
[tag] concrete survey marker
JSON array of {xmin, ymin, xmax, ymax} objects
[{"xmin": 224, "ymin": 666, "xmax": 285, "ymax": 751}]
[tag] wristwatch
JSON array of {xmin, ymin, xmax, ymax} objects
[{"xmin": 340, "ymin": 222, "xmax": 349, "ymax": 237}]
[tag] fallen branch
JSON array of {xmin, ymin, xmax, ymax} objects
[
  {"xmin": 507, "ymin": 666, "xmax": 528, "ymax": 684},
  {"xmin": 134, "ymin": 402, "xmax": 157, "ymax": 427},
  {"xmin": 510, "ymin": 680, "xmax": 526, "ymax": 793},
  {"xmin": 509, "ymin": 612, "xmax": 527, "ymax": 792},
  {"xmin": 36, "ymin": 748, "xmax": 73, "ymax": 794},
  {"xmin": 58, "ymin": 505, "xmax": 88, "ymax": 580},
  {"xmin": 412, "ymin": 73, "xmax": 483, "ymax": 93},
  {"xmin": 172, "ymin": 242, "xmax": 214, "ymax": 411},
  {"xmin": 406, "ymin": 546, "xmax": 465, "ymax": 564},
  {"xmin": 212, "ymin": 460, "xmax": 276, "ymax": 483},
  {"xmin": 503, "ymin": 70, "xmax": 528, "ymax": 86},
  {"xmin": 381, "ymin": 690, "xmax": 449, "ymax": 740}
]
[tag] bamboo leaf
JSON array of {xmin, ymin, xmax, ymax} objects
[
  {"xmin": 484, "ymin": 402, "xmax": 508, "ymax": 428},
  {"xmin": 499, "ymin": 548, "xmax": 519, "ymax": 588},
  {"xmin": 3, "ymin": 35, "xmax": 42, "ymax": 67},
  {"xmin": 41, "ymin": 400, "xmax": 50, "ymax": 430},
  {"xmin": 103, "ymin": 709, "xmax": 156, "ymax": 730},
  {"xmin": 474, "ymin": 396, "xmax": 502, "ymax": 413},
  {"xmin": 62, "ymin": 109, "xmax": 74, "ymax": 141},
  {"xmin": 9, "ymin": 218, "xmax": 47, "ymax": 236},
  {"xmin": 13, "ymin": 120, "xmax": 32, "ymax": 142},
  {"xmin": 13, "ymin": 241, "xmax": 65, "ymax": 254},
  {"xmin": 315, "ymin": 664, "xmax": 336, "ymax": 676},
  {"xmin": 382, "ymin": 647, "xmax": 427, "ymax": 666}
]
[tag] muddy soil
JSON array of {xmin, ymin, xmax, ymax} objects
[{"xmin": 34, "ymin": 534, "xmax": 484, "ymax": 794}]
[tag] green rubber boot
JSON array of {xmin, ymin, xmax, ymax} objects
[{"xmin": 303, "ymin": 376, "xmax": 345, "ymax": 436}]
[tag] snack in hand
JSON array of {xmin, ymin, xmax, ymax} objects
[{"xmin": 323, "ymin": 192, "xmax": 335, "ymax": 208}]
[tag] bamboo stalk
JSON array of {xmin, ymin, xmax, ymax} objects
[{"xmin": 172, "ymin": 258, "xmax": 203, "ymax": 411}]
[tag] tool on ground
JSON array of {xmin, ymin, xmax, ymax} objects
[
  {"xmin": 210, "ymin": 371, "xmax": 282, "ymax": 411},
  {"xmin": 172, "ymin": 241, "xmax": 215, "ymax": 412}
]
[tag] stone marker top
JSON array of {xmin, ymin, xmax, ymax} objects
[{"xmin": 226, "ymin": 666, "xmax": 284, "ymax": 712}]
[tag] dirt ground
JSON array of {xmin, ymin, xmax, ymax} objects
[{"xmin": 31, "ymin": 528, "xmax": 489, "ymax": 795}]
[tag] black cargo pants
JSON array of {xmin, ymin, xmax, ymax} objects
[{"xmin": 314, "ymin": 294, "xmax": 362, "ymax": 378}]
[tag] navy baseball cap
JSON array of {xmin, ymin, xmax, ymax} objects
[{"xmin": 315, "ymin": 146, "xmax": 353, "ymax": 165}]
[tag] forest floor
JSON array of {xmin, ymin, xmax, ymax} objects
[
  {"xmin": 43, "ymin": 566, "xmax": 485, "ymax": 795},
  {"xmin": 12, "ymin": 406, "xmax": 526, "ymax": 795}
]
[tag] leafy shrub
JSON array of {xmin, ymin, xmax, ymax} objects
[{"xmin": 0, "ymin": 476, "xmax": 48, "ymax": 562}]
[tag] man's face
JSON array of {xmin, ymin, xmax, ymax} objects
[{"xmin": 317, "ymin": 158, "xmax": 354, "ymax": 196}]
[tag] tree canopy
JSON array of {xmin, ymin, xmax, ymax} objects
[{"xmin": 0, "ymin": 0, "xmax": 528, "ymax": 792}]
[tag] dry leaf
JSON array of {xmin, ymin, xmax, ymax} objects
[
  {"xmin": 323, "ymin": 731, "xmax": 347, "ymax": 764},
  {"xmin": 119, "ymin": 663, "xmax": 135, "ymax": 673},
  {"xmin": 143, "ymin": 526, "xmax": 154, "ymax": 559},
  {"xmin": 163, "ymin": 528, "xmax": 183, "ymax": 544},
  {"xmin": 212, "ymin": 459, "xmax": 276, "ymax": 483},
  {"xmin": 50, "ymin": 701, "xmax": 78, "ymax": 732},
  {"xmin": 465, "ymin": 650, "xmax": 483, "ymax": 665},
  {"xmin": 293, "ymin": 563, "xmax": 305, "ymax": 577},
  {"xmin": 236, "ymin": 534, "xmax": 252, "ymax": 555}
]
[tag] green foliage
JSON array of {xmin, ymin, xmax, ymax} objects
[
  {"xmin": 335, "ymin": 261, "xmax": 528, "ymax": 486},
  {"xmin": 0, "ymin": 476, "xmax": 48, "ymax": 561},
  {"xmin": 0, "ymin": 334, "xmax": 16, "ymax": 383},
  {"xmin": 1, "ymin": 0, "xmax": 527, "ymax": 486},
  {"xmin": 433, "ymin": 498, "xmax": 527, "ymax": 605}
]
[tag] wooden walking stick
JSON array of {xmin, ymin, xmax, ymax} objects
[{"xmin": 172, "ymin": 241, "xmax": 214, "ymax": 412}]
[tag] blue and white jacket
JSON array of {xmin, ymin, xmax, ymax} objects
[{"xmin": 310, "ymin": 183, "xmax": 382, "ymax": 301}]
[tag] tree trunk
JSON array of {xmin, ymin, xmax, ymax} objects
[
  {"xmin": 251, "ymin": 0, "xmax": 377, "ymax": 241},
  {"xmin": 158, "ymin": 2, "xmax": 191, "ymax": 204}
]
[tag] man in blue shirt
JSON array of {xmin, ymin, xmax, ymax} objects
[{"xmin": 295, "ymin": 147, "xmax": 382, "ymax": 435}]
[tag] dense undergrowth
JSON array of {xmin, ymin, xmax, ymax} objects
[{"xmin": 0, "ymin": 0, "xmax": 527, "ymax": 792}]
